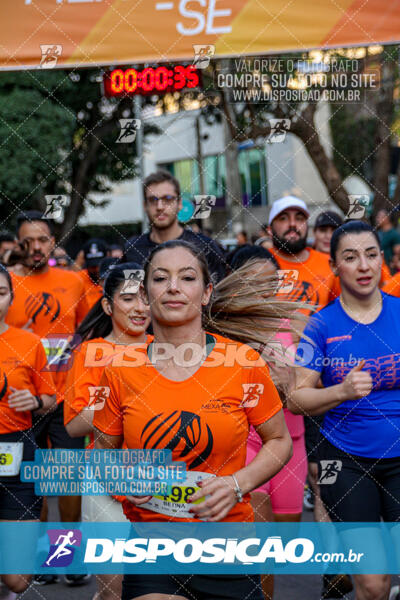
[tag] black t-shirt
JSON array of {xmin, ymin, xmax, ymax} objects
[{"xmin": 124, "ymin": 229, "xmax": 227, "ymax": 282}]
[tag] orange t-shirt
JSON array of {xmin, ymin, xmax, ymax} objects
[
  {"xmin": 93, "ymin": 332, "xmax": 283, "ymax": 523},
  {"xmin": 64, "ymin": 337, "xmax": 151, "ymax": 426},
  {"xmin": 0, "ymin": 326, "xmax": 56, "ymax": 434},
  {"xmin": 269, "ymin": 247, "xmax": 339, "ymax": 313},
  {"xmin": 382, "ymin": 271, "xmax": 400, "ymax": 297},
  {"xmin": 6, "ymin": 268, "xmax": 90, "ymax": 403},
  {"xmin": 78, "ymin": 270, "xmax": 103, "ymax": 312}
]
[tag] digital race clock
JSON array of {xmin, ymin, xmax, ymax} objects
[{"xmin": 102, "ymin": 65, "xmax": 201, "ymax": 97}]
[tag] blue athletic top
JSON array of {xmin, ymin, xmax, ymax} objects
[{"xmin": 296, "ymin": 292, "xmax": 400, "ymax": 458}]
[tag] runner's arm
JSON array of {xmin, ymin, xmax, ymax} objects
[
  {"xmin": 289, "ymin": 365, "xmax": 365, "ymax": 415},
  {"xmin": 66, "ymin": 411, "xmax": 93, "ymax": 438},
  {"xmin": 8, "ymin": 389, "xmax": 55, "ymax": 415},
  {"xmin": 190, "ymin": 409, "xmax": 292, "ymax": 521},
  {"xmin": 93, "ymin": 428, "xmax": 123, "ymax": 450}
]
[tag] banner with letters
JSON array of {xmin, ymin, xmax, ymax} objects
[{"xmin": 1, "ymin": 0, "xmax": 399, "ymax": 70}]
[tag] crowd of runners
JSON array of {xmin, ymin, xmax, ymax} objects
[{"xmin": 1, "ymin": 169, "xmax": 400, "ymax": 600}]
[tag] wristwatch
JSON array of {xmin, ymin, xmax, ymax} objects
[
  {"xmin": 33, "ymin": 396, "xmax": 44, "ymax": 411},
  {"xmin": 231, "ymin": 473, "xmax": 243, "ymax": 503}
]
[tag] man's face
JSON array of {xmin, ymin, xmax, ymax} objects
[
  {"xmin": 376, "ymin": 210, "xmax": 389, "ymax": 229},
  {"xmin": 144, "ymin": 181, "xmax": 181, "ymax": 230},
  {"xmin": 314, "ymin": 225, "xmax": 336, "ymax": 254},
  {"xmin": 18, "ymin": 221, "xmax": 54, "ymax": 271},
  {"xmin": 391, "ymin": 244, "xmax": 400, "ymax": 273},
  {"xmin": 269, "ymin": 208, "xmax": 308, "ymax": 255}
]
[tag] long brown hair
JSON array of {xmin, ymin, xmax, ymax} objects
[{"xmin": 143, "ymin": 240, "xmax": 309, "ymax": 357}]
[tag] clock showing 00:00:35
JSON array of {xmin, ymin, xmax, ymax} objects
[{"xmin": 102, "ymin": 65, "xmax": 201, "ymax": 97}]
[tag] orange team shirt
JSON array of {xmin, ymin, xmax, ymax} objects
[
  {"xmin": 383, "ymin": 271, "xmax": 400, "ymax": 297},
  {"xmin": 93, "ymin": 332, "xmax": 283, "ymax": 523},
  {"xmin": 78, "ymin": 270, "xmax": 103, "ymax": 311},
  {"xmin": 269, "ymin": 247, "xmax": 339, "ymax": 312},
  {"xmin": 0, "ymin": 326, "xmax": 56, "ymax": 434},
  {"xmin": 6, "ymin": 268, "xmax": 90, "ymax": 403},
  {"xmin": 64, "ymin": 337, "xmax": 152, "ymax": 428}
]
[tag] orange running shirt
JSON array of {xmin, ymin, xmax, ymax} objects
[
  {"xmin": 93, "ymin": 332, "xmax": 283, "ymax": 523},
  {"xmin": 6, "ymin": 268, "xmax": 90, "ymax": 403},
  {"xmin": 383, "ymin": 271, "xmax": 400, "ymax": 297},
  {"xmin": 78, "ymin": 270, "xmax": 103, "ymax": 311},
  {"xmin": 0, "ymin": 326, "xmax": 56, "ymax": 434},
  {"xmin": 7, "ymin": 268, "xmax": 89, "ymax": 336},
  {"xmin": 64, "ymin": 337, "xmax": 151, "ymax": 425},
  {"xmin": 269, "ymin": 247, "xmax": 339, "ymax": 312}
]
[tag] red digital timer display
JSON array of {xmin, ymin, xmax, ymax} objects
[{"xmin": 103, "ymin": 65, "xmax": 201, "ymax": 97}]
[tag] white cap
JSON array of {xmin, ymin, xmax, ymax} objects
[{"xmin": 268, "ymin": 196, "xmax": 309, "ymax": 225}]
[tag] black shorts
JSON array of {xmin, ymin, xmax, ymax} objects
[
  {"xmin": 304, "ymin": 415, "xmax": 324, "ymax": 462},
  {"xmin": 31, "ymin": 402, "xmax": 85, "ymax": 450},
  {"xmin": 121, "ymin": 574, "xmax": 264, "ymax": 600},
  {"xmin": 0, "ymin": 429, "xmax": 42, "ymax": 520},
  {"xmin": 318, "ymin": 435, "xmax": 400, "ymax": 522}
]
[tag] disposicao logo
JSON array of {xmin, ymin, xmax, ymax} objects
[{"xmin": 42, "ymin": 529, "xmax": 82, "ymax": 567}]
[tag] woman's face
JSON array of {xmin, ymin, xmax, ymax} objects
[
  {"xmin": 107, "ymin": 283, "xmax": 150, "ymax": 336},
  {"xmin": 0, "ymin": 273, "xmax": 12, "ymax": 321},
  {"xmin": 146, "ymin": 247, "xmax": 212, "ymax": 327},
  {"xmin": 332, "ymin": 232, "xmax": 382, "ymax": 297}
]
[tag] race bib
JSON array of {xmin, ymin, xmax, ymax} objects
[
  {"xmin": 41, "ymin": 335, "xmax": 74, "ymax": 371},
  {"xmin": 141, "ymin": 470, "xmax": 216, "ymax": 519},
  {"xmin": 0, "ymin": 442, "xmax": 23, "ymax": 476}
]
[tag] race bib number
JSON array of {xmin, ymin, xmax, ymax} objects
[
  {"xmin": 41, "ymin": 335, "xmax": 75, "ymax": 371},
  {"xmin": 0, "ymin": 442, "xmax": 23, "ymax": 476},
  {"xmin": 141, "ymin": 470, "xmax": 215, "ymax": 519}
]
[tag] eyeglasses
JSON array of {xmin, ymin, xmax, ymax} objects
[{"xmin": 146, "ymin": 195, "xmax": 178, "ymax": 206}]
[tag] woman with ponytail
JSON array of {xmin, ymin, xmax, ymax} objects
[
  {"xmin": 64, "ymin": 262, "xmax": 150, "ymax": 600},
  {"xmin": 93, "ymin": 240, "xmax": 305, "ymax": 600}
]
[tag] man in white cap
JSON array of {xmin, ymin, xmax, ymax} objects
[{"xmin": 268, "ymin": 196, "xmax": 339, "ymax": 311}]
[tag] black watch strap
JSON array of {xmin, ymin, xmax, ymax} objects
[{"xmin": 33, "ymin": 395, "xmax": 44, "ymax": 411}]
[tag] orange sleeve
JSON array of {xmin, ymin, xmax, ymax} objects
[
  {"xmin": 75, "ymin": 276, "xmax": 91, "ymax": 326},
  {"xmin": 64, "ymin": 346, "xmax": 99, "ymax": 425},
  {"xmin": 380, "ymin": 263, "xmax": 392, "ymax": 287},
  {"xmin": 242, "ymin": 352, "xmax": 283, "ymax": 426},
  {"xmin": 31, "ymin": 339, "xmax": 57, "ymax": 396},
  {"xmin": 329, "ymin": 274, "xmax": 341, "ymax": 302},
  {"xmin": 92, "ymin": 368, "xmax": 124, "ymax": 436},
  {"xmin": 382, "ymin": 272, "xmax": 400, "ymax": 297}
]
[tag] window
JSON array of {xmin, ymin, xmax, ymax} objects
[{"xmin": 161, "ymin": 146, "xmax": 267, "ymax": 208}]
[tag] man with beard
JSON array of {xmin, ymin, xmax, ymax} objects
[
  {"xmin": 124, "ymin": 170, "xmax": 226, "ymax": 282},
  {"xmin": 267, "ymin": 196, "xmax": 339, "ymax": 310},
  {"xmin": 268, "ymin": 198, "xmax": 351, "ymax": 599},
  {"xmin": 5, "ymin": 211, "xmax": 90, "ymax": 586}
]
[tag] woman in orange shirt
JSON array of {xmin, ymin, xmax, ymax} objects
[
  {"xmin": 93, "ymin": 240, "xmax": 299, "ymax": 600},
  {"xmin": 0, "ymin": 265, "xmax": 56, "ymax": 595},
  {"xmin": 64, "ymin": 262, "xmax": 150, "ymax": 600}
]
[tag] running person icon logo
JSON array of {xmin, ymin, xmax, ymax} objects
[
  {"xmin": 116, "ymin": 119, "xmax": 141, "ymax": 143},
  {"xmin": 87, "ymin": 386, "xmax": 110, "ymax": 411},
  {"xmin": 318, "ymin": 460, "xmax": 343, "ymax": 484},
  {"xmin": 43, "ymin": 195, "xmax": 66, "ymax": 219},
  {"xmin": 42, "ymin": 529, "xmax": 82, "ymax": 567},
  {"xmin": 193, "ymin": 45, "xmax": 215, "ymax": 69},
  {"xmin": 241, "ymin": 383, "xmax": 264, "ymax": 408},
  {"xmin": 267, "ymin": 119, "xmax": 291, "ymax": 143},
  {"xmin": 346, "ymin": 195, "xmax": 369, "ymax": 219},
  {"xmin": 39, "ymin": 45, "xmax": 62, "ymax": 69},
  {"xmin": 193, "ymin": 195, "xmax": 216, "ymax": 219}
]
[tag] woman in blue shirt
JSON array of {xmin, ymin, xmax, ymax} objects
[{"xmin": 290, "ymin": 220, "xmax": 400, "ymax": 600}]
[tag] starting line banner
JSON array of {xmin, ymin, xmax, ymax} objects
[
  {"xmin": 1, "ymin": 522, "xmax": 400, "ymax": 574},
  {"xmin": 0, "ymin": 1, "xmax": 399, "ymax": 70}
]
